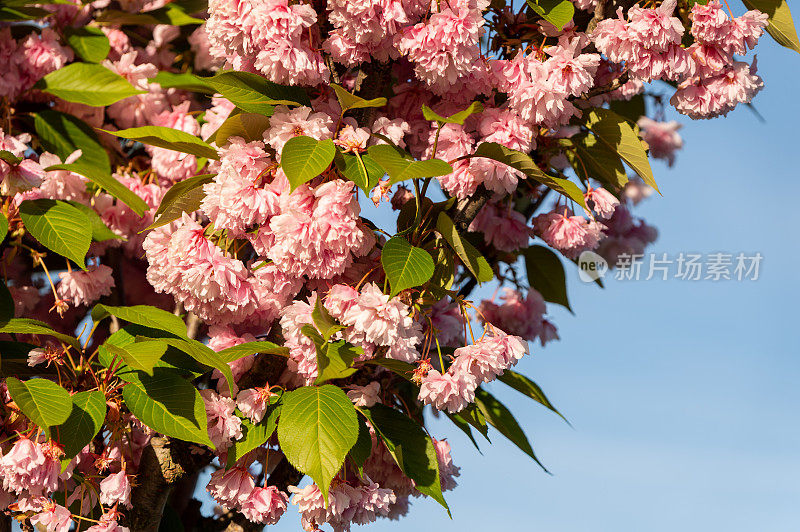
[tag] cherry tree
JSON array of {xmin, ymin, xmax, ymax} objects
[{"xmin": 0, "ymin": 0, "xmax": 796, "ymax": 530}]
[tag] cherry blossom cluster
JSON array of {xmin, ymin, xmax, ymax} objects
[{"xmin": 0, "ymin": 0, "xmax": 787, "ymax": 529}]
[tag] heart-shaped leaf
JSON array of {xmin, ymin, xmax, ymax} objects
[
  {"xmin": 281, "ymin": 136, "xmax": 336, "ymax": 191},
  {"xmin": 381, "ymin": 236, "xmax": 435, "ymax": 297},
  {"xmin": 6, "ymin": 377, "xmax": 73, "ymax": 438},
  {"xmin": 277, "ymin": 385, "xmax": 359, "ymax": 504}
]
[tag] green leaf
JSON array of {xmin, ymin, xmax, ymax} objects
[
  {"xmin": 19, "ymin": 199, "xmax": 91, "ymax": 269},
  {"xmin": 105, "ymin": 126, "xmax": 219, "ymax": 160},
  {"xmin": 281, "ymin": 136, "xmax": 336, "ymax": 191},
  {"xmin": 212, "ymin": 113, "xmax": 271, "ymax": 146},
  {"xmin": 474, "ymin": 388, "xmax": 548, "ymax": 472},
  {"xmin": 123, "ymin": 369, "xmax": 213, "ymax": 447},
  {"xmin": 302, "ymin": 325, "xmax": 360, "ymax": 384},
  {"xmin": 96, "ymin": 4, "xmax": 203, "ymax": 25},
  {"xmin": 608, "ymin": 94, "xmax": 646, "ymax": 124},
  {"xmin": 742, "ymin": 0, "xmax": 800, "ymax": 53},
  {"xmin": 422, "ymin": 102, "xmax": 483, "ymax": 126},
  {"xmin": 204, "ymin": 71, "xmax": 310, "ymax": 114},
  {"xmin": 349, "ymin": 415, "xmax": 372, "ymax": 472},
  {"xmin": 470, "ymin": 142, "xmax": 587, "ymax": 208},
  {"xmin": 148, "ymin": 173, "xmax": 213, "ymax": 229},
  {"xmin": 277, "ymin": 385, "xmax": 359, "ymax": 504},
  {"xmin": 100, "ymin": 327, "xmax": 206, "ymax": 383},
  {"xmin": 312, "ymin": 298, "xmax": 344, "ymax": 341},
  {"xmin": 34, "ymin": 110, "xmax": 110, "ymax": 172},
  {"xmin": 0, "ymin": 318, "xmax": 81, "ymax": 350},
  {"xmin": 363, "ymin": 358, "xmax": 415, "ymax": 381},
  {"xmin": 104, "ymin": 341, "xmax": 169, "ymax": 375},
  {"xmin": 160, "ymin": 337, "xmax": 236, "ymax": 396},
  {"xmin": 524, "ymin": 245, "xmax": 571, "ymax": 311},
  {"xmin": 381, "ymin": 236, "xmax": 435, "ymax": 297},
  {"xmin": 564, "ymin": 134, "xmax": 628, "ymax": 189},
  {"xmin": 436, "ymin": 212, "xmax": 493, "ymax": 283},
  {"xmin": 367, "ymin": 144, "xmax": 453, "ymax": 186},
  {"xmin": 0, "ymin": 5, "xmax": 49, "ymax": 20},
  {"xmin": 584, "ymin": 108, "xmax": 658, "ymax": 193},
  {"xmin": 446, "ymin": 412, "xmax": 481, "ymax": 450},
  {"xmin": 227, "ymin": 402, "xmax": 281, "ymax": 467},
  {"xmin": 150, "ymin": 71, "xmax": 214, "ymax": 93},
  {"xmin": 497, "ymin": 370, "xmax": 568, "ymax": 424},
  {"xmin": 0, "ymin": 150, "xmax": 22, "ymax": 166},
  {"xmin": 361, "ymin": 404, "xmax": 449, "ymax": 512},
  {"xmin": 0, "ymin": 212, "xmax": 7, "ymax": 244},
  {"xmin": 92, "ymin": 304, "xmax": 188, "ymax": 338},
  {"xmin": 36, "ymin": 63, "xmax": 145, "ymax": 106},
  {"xmin": 6, "ymin": 377, "xmax": 72, "ymax": 438},
  {"xmin": 330, "ymin": 84, "xmax": 387, "ymax": 113},
  {"xmin": 66, "ymin": 201, "xmax": 123, "ymax": 242},
  {"xmin": 335, "ymin": 151, "xmax": 384, "ymax": 193},
  {"xmin": 44, "ymin": 163, "xmax": 149, "ymax": 217},
  {"xmin": 217, "ymin": 341, "xmax": 289, "ymax": 363},
  {"xmin": 527, "ymin": 0, "xmax": 575, "ymax": 30},
  {"xmin": 64, "ymin": 27, "xmax": 110, "ymax": 63},
  {"xmin": 52, "ymin": 390, "xmax": 106, "ymax": 461}
]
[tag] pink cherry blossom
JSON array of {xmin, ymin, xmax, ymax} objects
[
  {"xmin": 240, "ymin": 486, "xmax": 288, "ymax": 524},
  {"xmin": 56, "ymin": 265, "xmax": 115, "ymax": 307},
  {"xmin": 207, "ymin": 467, "xmax": 255, "ymax": 508},
  {"xmin": 200, "ymin": 389, "xmax": 243, "ymax": 450},
  {"xmin": 99, "ymin": 471, "xmax": 132, "ymax": 509},
  {"xmin": 347, "ymin": 382, "xmax": 381, "ymax": 407}
]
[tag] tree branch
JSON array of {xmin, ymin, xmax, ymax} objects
[{"xmin": 125, "ymin": 437, "xmax": 214, "ymax": 532}]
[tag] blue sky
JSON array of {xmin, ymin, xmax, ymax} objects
[{"xmin": 267, "ymin": 31, "xmax": 800, "ymax": 532}]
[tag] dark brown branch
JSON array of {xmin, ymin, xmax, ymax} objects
[
  {"xmin": 586, "ymin": 0, "xmax": 613, "ymax": 34},
  {"xmin": 584, "ymin": 70, "xmax": 630, "ymax": 99},
  {"xmin": 125, "ymin": 437, "xmax": 214, "ymax": 532},
  {"xmin": 448, "ymin": 185, "xmax": 493, "ymax": 234}
]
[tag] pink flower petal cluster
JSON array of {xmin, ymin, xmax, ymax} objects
[
  {"xmin": 206, "ymin": 0, "xmax": 328, "ymax": 85},
  {"xmin": 143, "ymin": 215, "xmax": 258, "ymax": 324},
  {"xmin": 264, "ymin": 179, "xmax": 375, "ymax": 280},
  {"xmin": 147, "ymin": 102, "xmax": 201, "ymax": 184},
  {"xmin": 592, "ymin": 0, "xmax": 689, "ymax": 82},
  {"xmin": 469, "ymin": 202, "xmax": 532, "ymax": 252},
  {"xmin": 533, "ymin": 209, "xmax": 606, "ymax": 259},
  {"xmin": 263, "ymin": 106, "xmax": 334, "ymax": 157},
  {"xmin": 669, "ymin": 2, "xmax": 767, "ymax": 119},
  {"xmin": 584, "ymin": 186, "xmax": 621, "ymax": 219},
  {"xmin": 289, "ymin": 479, "xmax": 396, "ymax": 532},
  {"xmin": 324, "ymin": 283, "xmax": 423, "ymax": 363},
  {"xmin": 396, "ymin": 4, "xmax": 488, "ymax": 95},
  {"xmin": 201, "ymin": 137, "xmax": 284, "ymax": 234},
  {"xmin": 433, "ymin": 439, "xmax": 461, "ymax": 491},
  {"xmin": 0, "ymin": 438, "xmax": 62, "ymax": 496},
  {"xmin": 208, "ymin": 466, "xmax": 289, "ymax": 524},
  {"xmin": 636, "ymin": 118, "xmax": 684, "ymax": 167},
  {"xmin": 496, "ymin": 39, "xmax": 599, "ymax": 129},
  {"xmin": 419, "ymin": 330, "xmax": 528, "ymax": 413},
  {"xmin": 56, "ymin": 265, "xmax": 115, "ymax": 308},
  {"xmin": 200, "ymin": 389, "xmax": 243, "ymax": 450},
  {"xmin": 0, "ymin": 28, "xmax": 73, "ymax": 100},
  {"xmin": 479, "ymin": 288, "xmax": 556, "ymax": 344},
  {"xmin": 98, "ymin": 471, "xmax": 132, "ymax": 509},
  {"xmin": 596, "ymin": 204, "xmax": 659, "ymax": 266}
]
